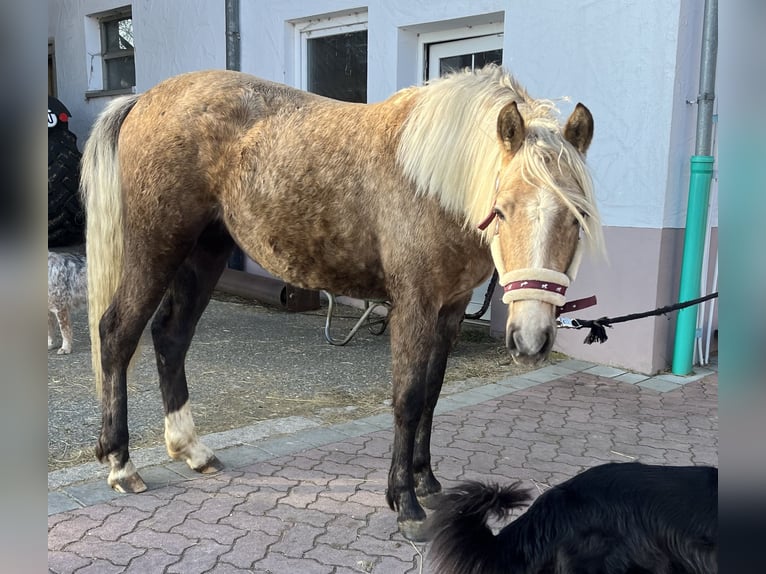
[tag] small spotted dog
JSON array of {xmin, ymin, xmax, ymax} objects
[{"xmin": 48, "ymin": 251, "xmax": 87, "ymax": 354}]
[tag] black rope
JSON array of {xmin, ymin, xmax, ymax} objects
[
  {"xmin": 563, "ymin": 292, "xmax": 718, "ymax": 345},
  {"xmin": 464, "ymin": 270, "xmax": 499, "ymax": 320}
]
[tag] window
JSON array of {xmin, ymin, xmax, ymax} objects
[
  {"xmin": 101, "ymin": 9, "xmax": 135, "ymax": 90},
  {"xmin": 86, "ymin": 6, "xmax": 135, "ymax": 96},
  {"xmin": 295, "ymin": 12, "xmax": 368, "ymax": 103}
]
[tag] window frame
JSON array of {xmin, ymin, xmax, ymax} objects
[
  {"xmin": 427, "ymin": 34, "xmax": 504, "ymax": 80},
  {"xmin": 416, "ymin": 21, "xmax": 504, "ymax": 84}
]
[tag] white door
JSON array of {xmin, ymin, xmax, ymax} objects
[{"xmin": 426, "ymin": 34, "xmax": 503, "ymax": 319}]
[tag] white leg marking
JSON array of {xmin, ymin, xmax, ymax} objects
[
  {"xmin": 164, "ymin": 401, "xmax": 215, "ymax": 470},
  {"xmin": 107, "ymin": 455, "xmax": 139, "ymax": 492}
]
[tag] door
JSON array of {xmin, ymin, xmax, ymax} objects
[{"xmin": 426, "ymin": 34, "xmax": 503, "ymax": 319}]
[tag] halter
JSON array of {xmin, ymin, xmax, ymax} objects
[{"xmin": 478, "ymin": 176, "xmax": 596, "ymax": 317}]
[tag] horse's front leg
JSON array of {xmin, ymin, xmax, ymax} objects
[
  {"xmin": 413, "ymin": 294, "xmax": 471, "ymax": 507},
  {"xmin": 385, "ymin": 300, "xmax": 438, "ymax": 542}
]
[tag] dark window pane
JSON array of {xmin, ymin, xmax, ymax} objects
[
  {"xmin": 307, "ymin": 30, "xmax": 367, "ymax": 103},
  {"xmin": 105, "ymin": 56, "xmax": 135, "ymax": 90},
  {"xmin": 439, "ymin": 54, "xmax": 472, "ymax": 76},
  {"xmin": 104, "ymin": 18, "xmax": 133, "ymax": 52},
  {"xmin": 474, "ymin": 49, "xmax": 503, "ymax": 69}
]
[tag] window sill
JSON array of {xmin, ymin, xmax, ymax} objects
[{"xmin": 85, "ymin": 86, "xmax": 136, "ymax": 99}]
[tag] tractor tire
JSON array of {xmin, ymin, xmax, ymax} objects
[{"xmin": 48, "ymin": 127, "xmax": 84, "ymax": 246}]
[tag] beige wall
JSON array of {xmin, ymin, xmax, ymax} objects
[{"xmin": 491, "ymin": 226, "xmax": 718, "ymax": 375}]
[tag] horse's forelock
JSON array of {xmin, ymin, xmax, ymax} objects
[{"xmin": 515, "ymin": 124, "xmax": 605, "ymax": 254}]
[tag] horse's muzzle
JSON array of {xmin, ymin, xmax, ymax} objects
[{"xmin": 505, "ymin": 300, "xmax": 556, "ymax": 363}]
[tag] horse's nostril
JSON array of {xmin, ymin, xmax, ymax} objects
[{"xmin": 505, "ymin": 324, "xmax": 518, "ymax": 352}]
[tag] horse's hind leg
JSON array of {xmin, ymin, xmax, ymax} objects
[
  {"xmin": 413, "ymin": 294, "xmax": 471, "ymax": 508},
  {"xmin": 151, "ymin": 222, "xmax": 234, "ymax": 473},
  {"xmin": 96, "ymin": 254, "xmax": 191, "ymax": 493}
]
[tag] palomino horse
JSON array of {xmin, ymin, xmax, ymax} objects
[{"xmin": 81, "ymin": 65, "xmax": 602, "ymax": 540}]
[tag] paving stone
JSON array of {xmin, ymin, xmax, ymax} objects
[
  {"xmin": 372, "ymin": 554, "xmax": 419, "ymax": 573},
  {"xmin": 583, "ymin": 365, "xmax": 627, "ymax": 378},
  {"xmin": 47, "ymin": 550, "xmax": 91, "ymax": 573},
  {"xmin": 254, "ymin": 553, "xmax": 334, "ymax": 573},
  {"xmin": 48, "ymin": 514, "xmax": 102, "ymax": 550},
  {"xmin": 187, "ymin": 492, "xmax": 244, "ymax": 524},
  {"xmin": 614, "ymin": 372, "xmax": 650, "ymax": 384},
  {"xmin": 62, "ymin": 481, "xmax": 122, "ymax": 507},
  {"xmin": 638, "ymin": 378, "xmax": 684, "ymax": 393},
  {"xmin": 63, "ymin": 539, "xmax": 145, "ymax": 566},
  {"xmin": 108, "ymin": 491, "xmax": 170, "ymax": 514},
  {"xmin": 121, "ymin": 528, "xmax": 196, "ymax": 555},
  {"xmin": 85, "ymin": 507, "xmax": 152, "ymax": 541},
  {"xmin": 205, "ymin": 562, "xmax": 255, "ymax": 574},
  {"xmin": 48, "ymin": 492, "xmax": 83, "ymax": 516},
  {"xmin": 220, "ymin": 530, "xmax": 280, "ymax": 568},
  {"xmin": 171, "ymin": 517, "xmax": 245, "ymax": 545},
  {"xmin": 73, "ymin": 559, "xmax": 125, "ymax": 574},
  {"xmin": 166, "ymin": 539, "xmax": 230, "ymax": 574},
  {"xmin": 496, "ymin": 375, "xmax": 543, "ymax": 390},
  {"xmin": 139, "ymin": 499, "xmax": 197, "ymax": 532},
  {"xmin": 124, "ymin": 548, "xmax": 180, "ymax": 572},
  {"xmin": 555, "ymin": 358, "xmax": 598, "ymax": 371},
  {"xmin": 215, "ymin": 444, "xmax": 274, "ymax": 470},
  {"xmin": 305, "ymin": 544, "xmax": 376, "ymax": 570}
]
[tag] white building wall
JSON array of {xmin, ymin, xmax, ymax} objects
[{"xmin": 48, "ymin": 0, "xmax": 715, "ymax": 372}]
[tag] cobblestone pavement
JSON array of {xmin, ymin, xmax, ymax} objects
[{"xmin": 48, "ymin": 360, "xmax": 718, "ymax": 573}]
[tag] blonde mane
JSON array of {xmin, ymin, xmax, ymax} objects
[{"xmin": 396, "ymin": 65, "xmax": 603, "ymax": 252}]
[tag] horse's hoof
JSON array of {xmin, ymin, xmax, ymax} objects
[
  {"xmin": 417, "ymin": 492, "xmax": 442, "ymax": 509},
  {"xmin": 194, "ymin": 455, "xmax": 223, "ymax": 474},
  {"xmin": 397, "ymin": 518, "xmax": 429, "ymax": 543},
  {"xmin": 108, "ymin": 471, "xmax": 147, "ymax": 494}
]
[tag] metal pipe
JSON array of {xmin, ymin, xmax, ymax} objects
[
  {"xmin": 225, "ymin": 0, "xmax": 240, "ymax": 72},
  {"xmin": 695, "ymin": 0, "xmax": 718, "ymax": 156},
  {"xmin": 672, "ymin": 0, "xmax": 718, "ymax": 375},
  {"xmin": 225, "ymin": 0, "xmax": 244, "ymax": 269},
  {"xmin": 218, "ymin": 268, "xmax": 288, "ymax": 308}
]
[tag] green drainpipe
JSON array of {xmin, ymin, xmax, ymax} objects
[
  {"xmin": 672, "ymin": 0, "xmax": 717, "ymax": 375},
  {"xmin": 671, "ymin": 156, "xmax": 714, "ymax": 374}
]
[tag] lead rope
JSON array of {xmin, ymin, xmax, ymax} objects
[{"xmin": 558, "ymin": 291, "xmax": 719, "ymax": 344}]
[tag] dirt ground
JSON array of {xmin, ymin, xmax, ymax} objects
[{"xmin": 48, "ymin": 292, "xmax": 545, "ymax": 471}]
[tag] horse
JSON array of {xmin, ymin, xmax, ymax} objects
[{"xmin": 80, "ymin": 64, "xmax": 603, "ymax": 541}]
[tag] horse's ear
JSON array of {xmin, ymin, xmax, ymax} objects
[
  {"xmin": 564, "ymin": 103, "xmax": 594, "ymax": 154},
  {"xmin": 497, "ymin": 101, "xmax": 526, "ymax": 154}
]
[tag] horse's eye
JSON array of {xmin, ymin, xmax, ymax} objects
[
  {"xmin": 493, "ymin": 207, "xmax": 506, "ymax": 221},
  {"xmin": 573, "ymin": 210, "xmax": 589, "ymax": 226}
]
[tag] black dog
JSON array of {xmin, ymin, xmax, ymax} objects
[{"xmin": 426, "ymin": 462, "xmax": 717, "ymax": 574}]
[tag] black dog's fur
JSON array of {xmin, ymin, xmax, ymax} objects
[{"xmin": 426, "ymin": 462, "xmax": 717, "ymax": 574}]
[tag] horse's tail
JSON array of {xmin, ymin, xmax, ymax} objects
[
  {"xmin": 425, "ymin": 480, "xmax": 531, "ymax": 574},
  {"xmin": 80, "ymin": 94, "xmax": 141, "ymax": 396}
]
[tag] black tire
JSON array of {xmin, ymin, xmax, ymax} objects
[{"xmin": 48, "ymin": 127, "xmax": 84, "ymax": 246}]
